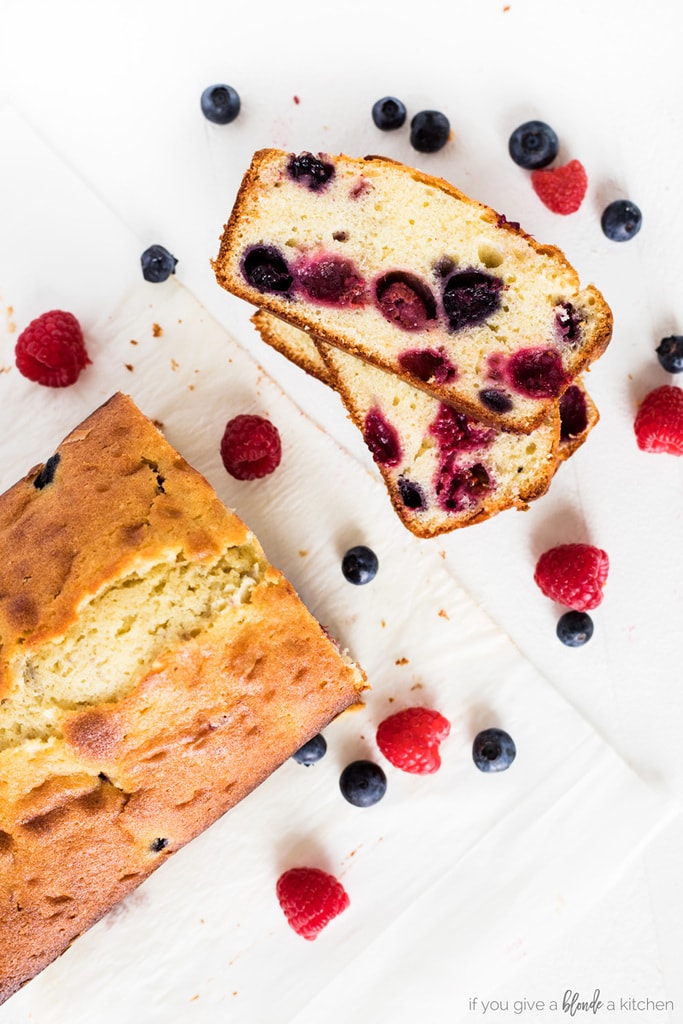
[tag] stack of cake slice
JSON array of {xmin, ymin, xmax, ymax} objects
[{"xmin": 214, "ymin": 149, "xmax": 611, "ymax": 537}]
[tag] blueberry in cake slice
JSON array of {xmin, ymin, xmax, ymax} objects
[
  {"xmin": 214, "ymin": 149, "xmax": 612, "ymax": 434},
  {"xmin": 251, "ymin": 311, "xmax": 598, "ymax": 537}
]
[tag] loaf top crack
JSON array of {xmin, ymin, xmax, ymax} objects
[{"xmin": 214, "ymin": 149, "xmax": 613, "ymax": 434}]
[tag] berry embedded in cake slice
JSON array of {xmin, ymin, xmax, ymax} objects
[
  {"xmin": 252, "ymin": 311, "xmax": 598, "ymax": 537},
  {"xmin": 214, "ymin": 149, "xmax": 613, "ymax": 434}
]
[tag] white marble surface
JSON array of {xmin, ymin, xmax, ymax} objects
[{"xmin": 1, "ymin": 2, "xmax": 682, "ymax": 1020}]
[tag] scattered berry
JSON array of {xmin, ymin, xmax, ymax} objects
[
  {"xmin": 601, "ymin": 199, "xmax": 642, "ymax": 242},
  {"xmin": 634, "ymin": 385, "xmax": 683, "ymax": 455},
  {"xmin": 376, "ymin": 706, "xmax": 451, "ymax": 774},
  {"xmin": 339, "ymin": 760, "xmax": 387, "ymax": 807},
  {"xmin": 15, "ymin": 310, "xmax": 90, "ymax": 387},
  {"xmin": 292, "ymin": 733, "xmax": 327, "ymax": 766},
  {"xmin": 141, "ymin": 244, "xmax": 177, "ymax": 283},
  {"xmin": 531, "ymin": 159, "xmax": 588, "ymax": 214},
  {"xmin": 341, "ymin": 545, "xmax": 378, "ymax": 585},
  {"xmin": 409, "ymin": 110, "xmax": 450, "ymax": 153},
  {"xmin": 508, "ymin": 120, "xmax": 559, "ymax": 170},
  {"xmin": 472, "ymin": 728, "xmax": 516, "ymax": 773},
  {"xmin": 276, "ymin": 867, "xmax": 349, "ymax": 940},
  {"xmin": 656, "ymin": 335, "xmax": 683, "ymax": 374},
  {"xmin": 534, "ymin": 543, "xmax": 609, "ymax": 611},
  {"xmin": 372, "ymin": 96, "xmax": 407, "ymax": 131},
  {"xmin": 556, "ymin": 610, "xmax": 594, "ymax": 647},
  {"xmin": 220, "ymin": 413, "xmax": 282, "ymax": 480},
  {"xmin": 200, "ymin": 84, "xmax": 241, "ymax": 125}
]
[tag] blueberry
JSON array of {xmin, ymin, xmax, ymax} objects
[
  {"xmin": 600, "ymin": 199, "xmax": 642, "ymax": 242},
  {"xmin": 287, "ymin": 152, "xmax": 335, "ymax": 190},
  {"xmin": 472, "ymin": 728, "xmax": 516, "ymax": 773},
  {"xmin": 556, "ymin": 610, "xmax": 594, "ymax": 647},
  {"xmin": 479, "ymin": 388, "xmax": 513, "ymax": 414},
  {"xmin": 656, "ymin": 335, "xmax": 683, "ymax": 374},
  {"xmin": 149, "ymin": 837, "xmax": 169, "ymax": 852},
  {"xmin": 200, "ymin": 84, "xmax": 241, "ymax": 125},
  {"xmin": 508, "ymin": 120, "xmax": 559, "ymax": 170},
  {"xmin": 242, "ymin": 245, "xmax": 292, "ymax": 294},
  {"xmin": 141, "ymin": 244, "xmax": 177, "ymax": 283},
  {"xmin": 442, "ymin": 271, "xmax": 502, "ymax": 331},
  {"xmin": 372, "ymin": 96, "xmax": 407, "ymax": 131},
  {"xmin": 341, "ymin": 545, "xmax": 379, "ymax": 585},
  {"xmin": 409, "ymin": 110, "xmax": 450, "ymax": 153},
  {"xmin": 339, "ymin": 760, "xmax": 387, "ymax": 807},
  {"xmin": 292, "ymin": 733, "xmax": 327, "ymax": 766},
  {"xmin": 33, "ymin": 453, "xmax": 60, "ymax": 489},
  {"xmin": 398, "ymin": 477, "xmax": 426, "ymax": 510}
]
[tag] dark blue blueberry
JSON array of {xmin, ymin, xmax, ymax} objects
[
  {"xmin": 508, "ymin": 120, "xmax": 559, "ymax": 170},
  {"xmin": 479, "ymin": 388, "xmax": 513, "ymax": 414},
  {"xmin": 372, "ymin": 96, "xmax": 407, "ymax": 131},
  {"xmin": 472, "ymin": 728, "xmax": 516, "ymax": 773},
  {"xmin": 200, "ymin": 84, "xmax": 241, "ymax": 125},
  {"xmin": 141, "ymin": 244, "xmax": 177, "ymax": 283},
  {"xmin": 442, "ymin": 271, "xmax": 502, "ymax": 331},
  {"xmin": 656, "ymin": 335, "xmax": 683, "ymax": 374},
  {"xmin": 33, "ymin": 453, "xmax": 60, "ymax": 489},
  {"xmin": 292, "ymin": 733, "xmax": 327, "ymax": 766},
  {"xmin": 601, "ymin": 199, "xmax": 642, "ymax": 242},
  {"xmin": 287, "ymin": 152, "xmax": 334, "ymax": 190},
  {"xmin": 341, "ymin": 545, "xmax": 379, "ymax": 585},
  {"xmin": 242, "ymin": 245, "xmax": 293, "ymax": 294},
  {"xmin": 398, "ymin": 477, "xmax": 426, "ymax": 510},
  {"xmin": 339, "ymin": 760, "xmax": 387, "ymax": 807},
  {"xmin": 556, "ymin": 610, "xmax": 594, "ymax": 647},
  {"xmin": 149, "ymin": 837, "xmax": 169, "ymax": 852},
  {"xmin": 409, "ymin": 110, "xmax": 450, "ymax": 153}
]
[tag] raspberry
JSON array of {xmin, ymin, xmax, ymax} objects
[
  {"xmin": 15, "ymin": 310, "xmax": 90, "ymax": 387},
  {"xmin": 534, "ymin": 543, "xmax": 609, "ymax": 611},
  {"xmin": 276, "ymin": 867, "xmax": 349, "ymax": 940},
  {"xmin": 530, "ymin": 159, "xmax": 588, "ymax": 215},
  {"xmin": 376, "ymin": 706, "xmax": 451, "ymax": 774},
  {"xmin": 220, "ymin": 413, "xmax": 282, "ymax": 480},
  {"xmin": 634, "ymin": 385, "xmax": 683, "ymax": 455}
]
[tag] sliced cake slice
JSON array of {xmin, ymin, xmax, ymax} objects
[
  {"xmin": 251, "ymin": 312, "xmax": 598, "ymax": 538},
  {"xmin": 215, "ymin": 149, "xmax": 612, "ymax": 434}
]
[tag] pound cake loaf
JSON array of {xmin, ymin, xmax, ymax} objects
[
  {"xmin": 252, "ymin": 311, "xmax": 598, "ymax": 537},
  {"xmin": 0, "ymin": 392, "xmax": 366, "ymax": 1005},
  {"xmin": 214, "ymin": 149, "xmax": 613, "ymax": 434}
]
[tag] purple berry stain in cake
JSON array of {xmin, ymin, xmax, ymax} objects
[
  {"xmin": 375, "ymin": 271, "xmax": 436, "ymax": 332},
  {"xmin": 349, "ymin": 176, "xmax": 373, "ymax": 199},
  {"xmin": 442, "ymin": 270, "xmax": 503, "ymax": 331},
  {"xmin": 242, "ymin": 245, "xmax": 293, "ymax": 294},
  {"xmin": 363, "ymin": 407, "xmax": 403, "ymax": 467},
  {"xmin": 555, "ymin": 302, "xmax": 581, "ymax": 343},
  {"xmin": 559, "ymin": 384, "xmax": 588, "ymax": 440},
  {"xmin": 429, "ymin": 404, "xmax": 496, "ymax": 513},
  {"xmin": 294, "ymin": 253, "xmax": 367, "ymax": 306},
  {"xmin": 508, "ymin": 347, "xmax": 568, "ymax": 398},
  {"xmin": 287, "ymin": 151, "xmax": 335, "ymax": 190},
  {"xmin": 398, "ymin": 347, "xmax": 457, "ymax": 384}
]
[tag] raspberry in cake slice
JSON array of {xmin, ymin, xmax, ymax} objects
[
  {"xmin": 252, "ymin": 312, "xmax": 597, "ymax": 537},
  {"xmin": 215, "ymin": 149, "xmax": 612, "ymax": 434}
]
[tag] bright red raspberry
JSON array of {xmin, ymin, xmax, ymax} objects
[
  {"xmin": 15, "ymin": 310, "xmax": 91, "ymax": 387},
  {"xmin": 534, "ymin": 543, "xmax": 609, "ymax": 611},
  {"xmin": 376, "ymin": 706, "xmax": 451, "ymax": 774},
  {"xmin": 634, "ymin": 385, "xmax": 683, "ymax": 455},
  {"xmin": 531, "ymin": 160, "xmax": 588, "ymax": 215},
  {"xmin": 220, "ymin": 413, "xmax": 281, "ymax": 480},
  {"xmin": 276, "ymin": 867, "xmax": 349, "ymax": 940}
]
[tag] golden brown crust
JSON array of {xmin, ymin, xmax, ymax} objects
[{"xmin": 0, "ymin": 392, "xmax": 365, "ymax": 1004}]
